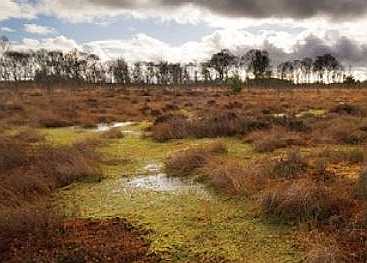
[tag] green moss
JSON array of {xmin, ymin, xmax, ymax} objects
[
  {"xmin": 54, "ymin": 124, "xmax": 302, "ymax": 262},
  {"xmin": 40, "ymin": 127, "xmax": 99, "ymax": 145}
]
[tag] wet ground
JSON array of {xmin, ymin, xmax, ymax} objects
[{"xmin": 53, "ymin": 123, "xmax": 302, "ymax": 262}]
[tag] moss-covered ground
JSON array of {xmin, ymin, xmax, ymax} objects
[{"xmin": 46, "ymin": 123, "xmax": 303, "ymax": 262}]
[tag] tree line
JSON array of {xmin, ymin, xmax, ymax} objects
[{"xmin": 0, "ymin": 35, "xmax": 355, "ymax": 85}]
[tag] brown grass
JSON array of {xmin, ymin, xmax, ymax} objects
[
  {"xmin": 152, "ymin": 111, "xmax": 271, "ymax": 141},
  {"xmin": 245, "ymin": 127, "xmax": 306, "ymax": 152},
  {"xmin": 0, "ymin": 132, "xmax": 103, "ymax": 260},
  {"xmin": 356, "ymin": 168, "xmax": 367, "ymax": 199},
  {"xmin": 102, "ymin": 127, "xmax": 125, "ymax": 139},
  {"xmin": 265, "ymin": 149, "xmax": 309, "ymax": 179},
  {"xmin": 199, "ymin": 159, "xmax": 266, "ymax": 196},
  {"xmin": 260, "ymin": 178, "xmax": 351, "ymax": 223},
  {"xmin": 165, "ymin": 142, "xmax": 227, "ymax": 177}
]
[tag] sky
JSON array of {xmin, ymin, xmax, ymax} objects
[{"xmin": 1, "ymin": 0, "xmax": 367, "ymax": 79}]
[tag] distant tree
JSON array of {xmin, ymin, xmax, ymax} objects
[
  {"xmin": 242, "ymin": 49, "xmax": 270, "ymax": 79},
  {"xmin": 201, "ymin": 62, "xmax": 212, "ymax": 83},
  {"xmin": 168, "ymin": 63, "xmax": 182, "ymax": 85},
  {"xmin": 145, "ymin": 62, "xmax": 156, "ymax": 84},
  {"xmin": 301, "ymin": 57, "xmax": 313, "ymax": 83},
  {"xmin": 111, "ymin": 58, "xmax": 130, "ymax": 84},
  {"xmin": 132, "ymin": 62, "xmax": 144, "ymax": 84},
  {"xmin": 209, "ymin": 49, "xmax": 237, "ymax": 81},
  {"xmin": 277, "ymin": 61, "xmax": 294, "ymax": 81},
  {"xmin": 157, "ymin": 61, "xmax": 169, "ymax": 85},
  {"xmin": 313, "ymin": 54, "xmax": 342, "ymax": 84},
  {"xmin": 0, "ymin": 36, "xmax": 10, "ymax": 56}
]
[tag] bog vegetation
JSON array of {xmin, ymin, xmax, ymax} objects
[{"xmin": 1, "ymin": 33, "xmax": 367, "ymax": 261}]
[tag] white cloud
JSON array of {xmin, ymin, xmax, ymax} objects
[
  {"xmin": 9, "ymin": 29, "xmax": 367, "ymax": 80},
  {"xmin": 0, "ymin": 0, "xmax": 35, "ymax": 21},
  {"xmin": 0, "ymin": 27, "xmax": 15, "ymax": 33},
  {"xmin": 24, "ymin": 24, "xmax": 57, "ymax": 35},
  {"xmin": 16, "ymin": 35, "xmax": 80, "ymax": 52}
]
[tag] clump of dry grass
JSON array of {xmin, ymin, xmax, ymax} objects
[
  {"xmin": 102, "ymin": 128, "xmax": 125, "ymax": 139},
  {"xmin": 165, "ymin": 149, "xmax": 211, "ymax": 177},
  {"xmin": 355, "ymin": 168, "xmax": 367, "ymax": 199},
  {"xmin": 266, "ymin": 149, "xmax": 308, "ymax": 179},
  {"xmin": 165, "ymin": 142, "xmax": 227, "ymax": 177},
  {"xmin": 260, "ymin": 179, "xmax": 349, "ymax": 223},
  {"xmin": 152, "ymin": 111, "xmax": 271, "ymax": 141},
  {"xmin": 312, "ymin": 117, "xmax": 367, "ymax": 145},
  {"xmin": 0, "ymin": 134, "xmax": 102, "ymax": 206},
  {"xmin": 330, "ymin": 103, "xmax": 365, "ymax": 117},
  {"xmin": 0, "ymin": 203, "xmax": 62, "ymax": 255},
  {"xmin": 0, "ymin": 135, "xmax": 28, "ymax": 171},
  {"xmin": 305, "ymin": 244, "xmax": 346, "ymax": 263},
  {"xmin": 317, "ymin": 147, "xmax": 365, "ymax": 164},
  {"xmin": 245, "ymin": 128, "xmax": 305, "ymax": 153},
  {"xmin": 199, "ymin": 159, "xmax": 266, "ymax": 196}
]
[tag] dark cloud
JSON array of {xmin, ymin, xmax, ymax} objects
[
  {"xmin": 88, "ymin": 0, "xmax": 367, "ymax": 19},
  {"xmin": 292, "ymin": 34, "xmax": 367, "ymax": 66}
]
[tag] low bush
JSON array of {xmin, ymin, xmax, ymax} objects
[
  {"xmin": 261, "ymin": 179, "xmax": 349, "ymax": 223},
  {"xmin": 330, "ymin": 103, "xmax": 365, "ymax": 117},
  {"xmin": 199, "ymin": 160, "xmax": 265, "ymax": 196},
  {"xmin": 312, "ymin": 117, "xmax": 367, "ymax": 145},
  {"xmin": 245, "ymin": 128, "xmax": 305, "ymax": 153},
  {"xmin": 0, "ymin": 204, "xmax": 62, "ymax": 259},
  {"xmin": 102, "ymin": 128, "xmax": 125, "ymax": 139},
  {"xmin": 356, "ymin": 168, "xmax": 367, "ymax": 199},
  {"xmin": 165, "ymin": 143, "xmax": 227, "ymax": 177},
  {"xmin": 318, "ymin": 148, "xmax": 365, "ymax": 164},
  {"xmin": 0, "ymin": 135, "xmax": 28, "ymax": 171},
  {"xmin": 0, "ymin": 135, "xmax": 102, "ymax": 206},
  {"xmin": 266, "ymin": 149, "xmax": 308, "ymax": 179},
  {"xmin": 151, "ymin": 112, "xmax": 271, "ymax": 141},
  {"xmin": 165, "ymin": 148, "xmax": 210, "ymax": 177},
  {"xmin": 305, "ymin": 244, "xmax": 346, "ymax": 263}
]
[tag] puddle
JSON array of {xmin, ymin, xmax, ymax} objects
[
  {"xmin": 116, "ymin": 163, "xmax": 211, "ymax": 198},
  {"xmin": 96, "ymin": 122, "xmax": 135, "ymax": 132}
]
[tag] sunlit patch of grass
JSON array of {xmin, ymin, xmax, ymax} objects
[{"xmin": 41, "ymin": 127, "xmax": 99, "ymax": 145}]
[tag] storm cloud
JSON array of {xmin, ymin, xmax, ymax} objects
[{"xmin": 88, "ymin": 0, "xmax": 367, "ymax": 19}]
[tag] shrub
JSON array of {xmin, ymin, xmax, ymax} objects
[
  {"xmin": 102, "ymin": 128, "xmax": 124, "ymax": 139},
  {"xmin": 227, "ymin": 75, "xmax": 242, "ymax": 94},
  {"xmin": 261, "ymin": 179, "xmax": 348, "ymax": 223},
  {"xmin": 305, "ymin": 245, "xmax": 346, "ymax": 263},
  {"xmin": 330, "ymin": 103, "xmax": 365, "ymax": 116},
  {"xmin": 266, "ymin": 149, "xmax": 308, "ymax": 179},
  {"xmin": 312, "ymin": 117, "xmax": 367, "ymax": 145},
  {"xmin": 35, "ymin": 142, "xmax": 102, "ymax": 187},
  {"xmin": 0, "ymin": 204, "xmax": 62, "ymax": 257},
  {"xmin": 356, "ymin": 168, "xmax": 367, "ymax": 199},
  {"xmin": 0, "ymin": 135, "xmax": 28, "ymax": 171},
  {"xmin": 318, "ymin": 148, "xmax": 365, "ymax": 164},
  {"xmin": 245, "ymin": 128, "xmax": 305, "ymax": 153},
  {"xmin": 165, "ymin": 143, "xmax": 227, "ymax": 177},
  {"xmin": 38, "ymin": 115, "xmax": 74, "ymax": 128},
  {"xmin": 151, "ymin": 115, "xmax": 191, "ymax": 142},
  {"xmin": 205, "ymin": 141, "xmax": 227, "ymax": 154},
  {"xmin": 151, "ymin": 112, "xmax": 272, "ymax": 141},
  {"xmin": 165, "ymin": 148, "xmax": 210, "ymax": 177},
  {"xmin": 200, "ymin": 160, "xmax": 265, "ymax": 196}
]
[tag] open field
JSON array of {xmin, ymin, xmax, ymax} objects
[{"xmin": 1, "ymin": 85, "xmax": 367, "ymax": 262}]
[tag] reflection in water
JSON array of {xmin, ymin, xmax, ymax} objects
[
  {"xmin": 97, "ymin": 122, "xmax": 135, "ymax": 132},
  {"xmin": 117, "ymin": 162, "xmax": 211, "ymax": 198}
]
